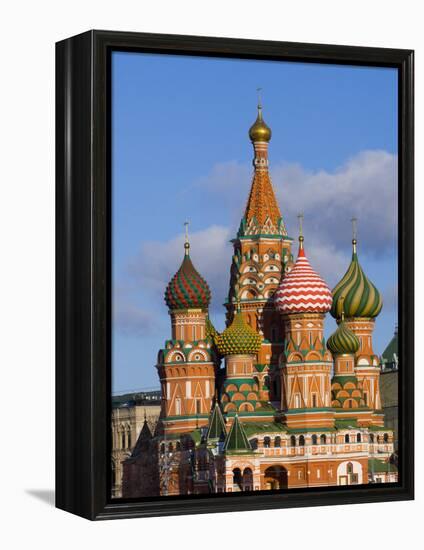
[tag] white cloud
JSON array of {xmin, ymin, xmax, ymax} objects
[
  {"xmin": 193, "ymin": 150, "xmax": 398, "ymax": 257},
  {"xmin": 119, "ymin": 150, "xmax": 397, "ymax": 329}
]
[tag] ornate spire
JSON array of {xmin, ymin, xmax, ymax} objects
[
  {"xmin": 331, "ymin": 224, "xmax": 383, "ymax": 319},
  {"xmin": 242, "ymin": 96, "xmax": 285, "ymax": 236}
]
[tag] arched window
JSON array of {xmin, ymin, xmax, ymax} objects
[
  {"xmin": 383, "ymin": 433, "xmax": 389, "ymax": 443},
  {"xmin": 320, "ymin": 434, "xmax": 326, "ymax": 445},
  {"xmin": 345, "ymin": 434, "xmax": 350, "ymax": 443},
  {"xmin": 127, "ymin": 430, "xmax": 132, "ymax": 449},
  {"xmin": 347, "ymin": 462, "xmax": 353, "ymax": 474},
  {"xmin": 311, "ymin": 434, "xmax": 318, "ymax": 445},
  {"xmin": 299, "ymin": 435, "xmax": 305, "ymax": 446},
  {"xmin": 168, "ymin": 442, "xmax": 173, "ymax": 454},
  {"xmin": 264, "ymin": 436, "xmax": 271, "ymax": 448},
  {"xmin": 370, "ymin": 433, "xmax": 374, "ymax": 443},
  {"xmin": 274, "ymin": 436, "xmax": 281, "ymax": 448},
  {"xmin": 356, "ymin": 433, "xmax": 361, "ymax": 443},
  {"xmin": 290, "ymin": 435, "xmax": 296, "ymax": 447},
  {"xmin": 121, "ymin": 432, "xmax": 126, "ymax": 449},
  {"xmin": 233, "ymin": 468, "xmax": 242, "ymax": 490},
  {"xmin": 176, "ymin": 441, "xmax": 181, "ymax": 452},
  {"xmin": 160, "ymin": 443, "xmax": 165, "ymax": 455}
]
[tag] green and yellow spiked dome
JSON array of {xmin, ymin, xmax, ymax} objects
[
  {"xmin": 216, "ymin": 309, "xmax": 262, "ymax": 356},
  {"xmin": 331, "ymin": 241, "xmax": 383, "ymax": 319},
  {"xmin": 327, "ymin": 321, "xmax": 360, "ymax": 355}
]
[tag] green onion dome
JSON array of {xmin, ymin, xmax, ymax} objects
[
  {"xmin": 331, "ymin": 241, "xmax": 383, "ymax": 319},
  {"xmin": 327, "ymin": 321, "xmax": 360, "ymax": 355},
  {"xmin": 164, "ymin": 243, "xmax": 211, "ymax": 311},
  {"xmin": 216, "ymin": 309, "xmax": 262, "ymax": 356}
]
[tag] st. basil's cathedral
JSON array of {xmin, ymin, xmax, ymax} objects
[{"xmin": 122, "ymin": 102, "xmax": 398, "ymax": 497}]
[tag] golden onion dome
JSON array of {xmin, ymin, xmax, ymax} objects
[
  {"xmin": 249, "ymin": 106, "xmax": 272, "ymax": 143},
  {"xmin": 216, "ymin": 308, "xmax": 262, "ymax": 356}
]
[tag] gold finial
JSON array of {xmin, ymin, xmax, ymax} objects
[
  {"xmin": 257, "ymin": 87, "xmax": 263, "ymax": 112},
  {"xmin": 184, "ymin": 221, "xmax": 190, "ymax": 255},
  {"xmin": 340, "ymin": 296, "xmax": 345, "ymax": 322},
  {"xmin": 297, "ymin": 212, "xmax": 304, "ymax": 248},
  {"xmin": 351, "ymin": 217, "xmax": 357, "ymax": 253},
  {"xmin": 249, "ymin": 89, "xmax": 271, "ymax": 142}
]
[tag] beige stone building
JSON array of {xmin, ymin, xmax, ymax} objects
[
  {"xmin": 380, "ymin": 328, "xmax": 399, "ymax": 451},
  {"xmin": 111, "ymin": 394, "xmax": 160, "ymax": 497}
]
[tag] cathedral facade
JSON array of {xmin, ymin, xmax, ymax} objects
[{"xmin": 121, "ymin": 104, "xmax": 397, "ymax": 498}]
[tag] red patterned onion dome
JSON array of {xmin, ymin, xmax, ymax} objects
[
  {"xmin": 274, "ymin": 237, "xmax": 332, "ymax": 314},
  {"xmin": 165, "ymin": 242, "xmax": 211, "ymax": 311}
]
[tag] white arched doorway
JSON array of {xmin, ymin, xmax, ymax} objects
[{"xmin": 337, "ymin": 460, "xmax": 363, "ymax": 485}]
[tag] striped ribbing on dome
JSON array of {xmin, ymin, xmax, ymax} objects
[
  {"xmin": 165, "ymin": 253, "xmax": 211, "ymax": 311},
  {"xmin": 331, "ymin": 250, "xmax": 382, "ymax": 319},
  {"xmin": 327, "ymin": 321, "xmax": 360, "ymax": 355},
  {"xmin": 274, "ymin": 245, "xmax": 332, "ymax": 314}
]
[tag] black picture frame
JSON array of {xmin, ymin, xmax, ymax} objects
[{"xmin": 56, "ymin": 30, "xmax": 414, "ymax": 520}]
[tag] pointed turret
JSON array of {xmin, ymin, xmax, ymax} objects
[
  {"xmin": 224, "ymin": 415, "xmax": 252, "ymax": 453},
  {"xmin": 130, "ymin": 415, "xmax": 152, "ymax": 458},
  {"xmin": 206, "ymin": 402, "xmax": 227, "ymax": 441}
]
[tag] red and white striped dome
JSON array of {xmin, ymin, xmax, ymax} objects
[{"xmin": 274, "ymin": 243, "xmax": 332, "ymax": 314}]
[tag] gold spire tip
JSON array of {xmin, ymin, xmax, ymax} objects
[
  {"xmin": 351, "ymin": 217, "xmax": 357, "ymax": 252},
  {"xmin": 256, "ymin": 87, "xmax": 263, "ymax": 110},
  {"xmin": 297, "ymin": 213, "xmax": 304, "ymax": 247},
  {"xmin": 184, "ymin": 221, "xmax": 190, "ymax": 254}
]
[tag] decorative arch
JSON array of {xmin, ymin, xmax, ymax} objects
[
  {"xmin": 167, "ymin": 351, "xmax": 185, "ymax": 363},
  {"xmin": 264, "ymin": 465, "xmax": 288, "ymax": 490},
  {"xmin": 187, "ymin": 349, "xmax": 208, "ymax": 362},
  {"xmin": 305, "ymin": 351, "xmax": 322, "ymax": 361}
]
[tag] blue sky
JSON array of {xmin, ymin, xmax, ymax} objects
[{"xmin": 112, "ymin": 51, "xmax": 398, "ymax": 393}]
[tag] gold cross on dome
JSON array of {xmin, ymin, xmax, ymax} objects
[{"xmin": 297, "ymin": 212, "xmax": 304, "ymax": 237}]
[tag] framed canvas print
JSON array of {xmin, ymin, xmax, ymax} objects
[{"xmin": 56, "ymin": 30, "xmax": 414, "ymax": 520}]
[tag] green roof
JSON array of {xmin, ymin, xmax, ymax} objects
[
  {"xmin": 334, "ymin": 418, "xmax": 359, "ymax": 429},
  {"xmin": 369, "ymin": 458, "xmax": 398, "ymax": 473},
  {"xmin": 224, "ymin": 415, "xmax": 252, "ymax": 453},
  {"xmin": 206, "ymin": 402, "xmax": 227, "ymax": 440},
  {"xmin": 381, "ymin": 331, "xmax": 398, "ymax": 364},
  {"xmin": 368, "ymin": 425, "xmax": 390, "ymax": 432},
  {"xmin": 243, "ymin": 422, "xmax": 287, "ymax": 437}
]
